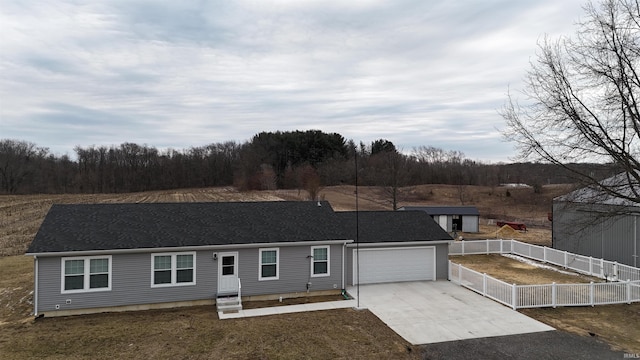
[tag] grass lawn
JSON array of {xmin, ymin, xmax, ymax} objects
[
  {"xmin": 0, "ymin": 306, "xmax": 421, "ymax": 360},
  {"xmin": 0, "ymin": 255, "xmax": 418, "ymax": 359},
  {"xmin": 1, "ymin": 188, "xmax": 637, "ymax": 356},
  {"xmin": 451, "ymin": 253, "xmax": 640, "ymax": 353},
  {"xmin": 449, "ymin": 253, "xmax": 601, "ymax": 285}
]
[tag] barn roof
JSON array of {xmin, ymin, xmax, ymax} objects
[
  {"xmin": 555, "ymin": 172, "xmax": 640, "ymax": 207},
  {"xmin": 398, "ymin": 206, "xmax": 480, "ymax": 216}
]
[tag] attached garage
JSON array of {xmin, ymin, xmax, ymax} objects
[
  {"xmin": 353, "ymin": 246, "xmax": 436, "ymax": 284},
  {"xmin": 337, "ymin": 210, "xmax": 453, "ymax": 286}
]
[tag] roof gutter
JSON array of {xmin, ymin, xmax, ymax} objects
[
  {"xmin": 345, "ymin": 240, "xmax": 453, "ymax": 248},
  {"xmin": 25, "ymin": 239, "xmax": 355, "ymax": 257}
]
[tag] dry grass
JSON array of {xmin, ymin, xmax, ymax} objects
[
  {"xmin": 1, "ymin": 184, "xmax": 636, "ymax": 356},
  {"xmin": 459, "ymin": 224, "xmax": 552, "ymax": 246},
  {"xmin": 450, "ymin": 253, "xmax": 640, "ymax": 353},
  {"xmin": 0, "ymin": 256, "xmax": 33, "ymax": 323},
  {"xmin": 0, "ymin": 307, "xmax": 420, "ymax": 360},
  {"xmin": 521, "ymin": 305, "xmax": 640, "ymax": 353},
  {"xmin": 449, "ymin": 254, "xmax": 601, "ymax": 285}
]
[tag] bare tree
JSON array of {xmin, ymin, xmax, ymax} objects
[
  {"xmin": 0, "ymin": 140, "xmax": 42, "ymax": 193},
  {"xmin": 502, "ymin": 0, "xmax": 640, "ymax": 203},
  {"xmin": 369, "ymin": 148, "xmax": 409, "ymax": 210}
]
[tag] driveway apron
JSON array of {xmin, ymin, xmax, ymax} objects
[{"xmin": 349, "ymin": 281, "xmax": 554, "ymax": 345}]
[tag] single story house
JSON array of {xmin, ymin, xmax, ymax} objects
[
  {"xmin": 398, "ymin": 206, "xmax": 480, "ymax": 233},
  {"xmin": 26, "ymin": 201, "xmax": 452, "ymax": 317},
  {"xmin": 553, "ymin": 173, "xmax": 640, "ymax": 267}
]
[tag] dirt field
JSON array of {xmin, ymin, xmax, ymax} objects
[{"xmin": 2, "ymin": 184, "xmax": 635, "ymax": 356}]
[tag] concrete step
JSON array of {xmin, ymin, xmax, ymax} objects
[{"xmin": 217, "ymin": 296, "xmax": 242, "ymax": 313}]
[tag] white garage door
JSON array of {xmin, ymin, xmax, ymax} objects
[{"xmin": 353, "ymin": 246, "xmax": 436, "ymax": 285}]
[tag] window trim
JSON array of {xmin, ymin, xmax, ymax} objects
[
  {"xmin": 258, "ymin": 248, "xmax": 279, "ymax": 281},
  {"xmin": 150, "ymin": 252, "xmax": 196, "ymax": 288},
  {"xmin": 60, "ymin": 255, "xmax": 112, "ymax": 294},
  {"xmin": 310, "ymin": 245, "xmax": 330, "ymax": 277}
]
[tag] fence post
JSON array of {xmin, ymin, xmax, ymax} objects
[
  {"xmin": 461, "ymin": 241, "xmax": 465, "ymax": 256},
  {"xmin": 627, "ymin": 280, "xmax": 631, "ymax": 304},
  {"xmin": 512, "ymin": 284, "xmax": 517, "ymax": 310},
  {"xmin": 590, "ymin": 282, "xmax": 594, "ymax": 307},
  {"xmin": 589, "ymin": 257, "xmax": 593, "ymax": 276},
  {"xmin": 500, "ymin": 239, "xmax": 503, "ymax": 254},
  {"xmin": 564, "ymin": 251, "xmax": 568, "ymax": 269},
  {"xmin": 552, "ymin": 282, "xmax": 556, "ymax": 308},
  {"xmin": 458, "ymin": 263, "xmax": 462, "ymax": 284},
  {"xmin": 483, "ymin": 273, "xmax": 487, "ymax": 296},
  {"xmin": 613, "ymin": 262, "xmax": 618, "ymax": 281},
  {"xmin": 600, "ymin": 258, "xmax": 604, "ymax": 279},
  {"xmin": 543, "ymin": 247, "xmax": 547, "ymax": 263},
  {"xmin": 486, "ymin": 240, "xmax": 489, "ymax": 255}
]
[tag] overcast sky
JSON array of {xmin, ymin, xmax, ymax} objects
[{"xmin": 0, "ymin": 0, "xmax": 587, "ymax": 162}]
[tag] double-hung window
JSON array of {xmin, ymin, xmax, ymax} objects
[
  {"xmin": 259, "ymin": 248, "xmax": 279, "ymax": 280},
  {"xmin": 311, "ymin": 246, "xmax": 330, "ymax": 277},
  {"xmin": 61, "ymin": 256, "xmax": 112, "ymax": 293},
  {"xmin": 152, "ymin": 252, "xmax": 196, "ymax": 287}
]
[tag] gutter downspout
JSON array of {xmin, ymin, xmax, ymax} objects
[
  {"xmin": 341, "ymin": 242, "xmax": 345, "ymax": 291},
  {"xmin": 635, "ymin": 216, "xmax": 638, "ymax": 268},
  {"xmin": 34, "ymin": 256, "xmax": 38, "ymax": 317}
]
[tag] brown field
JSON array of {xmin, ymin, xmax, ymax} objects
[{"xmin": 2, "ymin": 184, "xmax": 638, "ymax": 356}]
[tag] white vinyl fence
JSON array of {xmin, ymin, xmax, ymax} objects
[
  {"xmin": 449, "ymin": 261, "xmax": 640, "ymax": 309},
  {"xmin": 449, "ymin": 239, "xmax": 640, "ymax": 282}
]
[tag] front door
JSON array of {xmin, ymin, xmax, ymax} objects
[{"xmin": 218, "ymin": 252, "xmax": 239, "ymax": 295}]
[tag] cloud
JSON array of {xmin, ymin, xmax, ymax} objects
[{"xmin": 0, "ymin": 0, "xmax": 587, "ymax": 161}]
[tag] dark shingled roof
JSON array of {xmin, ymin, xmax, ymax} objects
[
  {"xmin": 336, "ymin": 211, "xmax": 452, "ymax": 243},
  {"xmin": 398, "ymin": 206, "xmax": 479, "ymax": 216},
  {"xmin": 27, "ymin": 201, "xmax": 346, "ymax": 253},
  {"xmin": 27, "ymin": 202, "xmax": 453, "ymax": 254}
]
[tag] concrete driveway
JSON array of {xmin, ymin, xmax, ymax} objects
[{"xmin": 348, "ymin": 281, "xmax": 554, "ymax": 345}]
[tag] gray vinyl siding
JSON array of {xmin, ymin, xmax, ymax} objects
[
  {"xmin": 435, "ymin": 244, "xmax": 449, "ymax": 278},
  {"xmin": 36, "ymin": 251, "xmax": 216, "ymax": 314},
  {"xmin": 553, "ymin": 202, "xmax": 640, "ymax": 267},
  {"xmin": 35, "ymin": 244, "xmax": 344, "ymax": 313},
  {"xmin": 237, "ymin": 244, "xmax": 344, "ymax": 297},
  {"xmin": 345, "ymin": 243, "xmax": 449, "ymax": 286}
]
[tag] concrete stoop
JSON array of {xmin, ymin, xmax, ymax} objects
[{"xmin": 216, "ymin": 295, "xmax": 242, "ymax": 313}]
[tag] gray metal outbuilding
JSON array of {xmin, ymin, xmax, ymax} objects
[{"xmin": 553, "ymin": 173, "xmax": 640, "ymax": 267}]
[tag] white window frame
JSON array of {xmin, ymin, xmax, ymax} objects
[
  {"xmin": 61, "ymin": 255, "xmax": 112, "ymax": 294},
  {"xmin": 258, "ymin": 248, "xmax": 279, "ymax": 281},
  {"xmin": 151, "ymin": 252, "xmax": 196, "ymax": 288},
  {"xmin": 310, "ymin": 245, "xmax": 330, "ymax": 277}
]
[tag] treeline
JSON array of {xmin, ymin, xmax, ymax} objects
[{"xmin": 0, "ymin": 131, "xmax": 618, "ymax": 197}]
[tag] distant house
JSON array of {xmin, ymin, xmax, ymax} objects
[
  {"xmin": 26, "ymin": 201, "xmax": 452, "ymax": 317},
  {"xmin": 553, "ymin": 173, "xmax": 640, "ymax": 267},
  {"xmin": 398, "ymin": 206, "xmax": 480, "ymax": 233}
]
